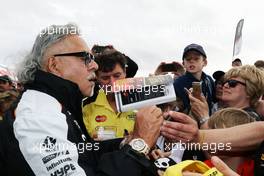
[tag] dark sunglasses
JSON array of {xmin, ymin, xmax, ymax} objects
[
  {"xmin": 223, "ymin": 79, "xmax": 246, "ymax": 88},
  {"xmin": 54, "ymin": 51, "xmax": 95, "ymax": 65},
  {"xmin": 0, "ymin": 80, "xmax": 8, "ymax": 84}
]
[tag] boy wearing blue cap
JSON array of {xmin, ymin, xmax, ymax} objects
[{"xmin": 173, "ymin": 43, "xmax": 216, "ymax": 116}]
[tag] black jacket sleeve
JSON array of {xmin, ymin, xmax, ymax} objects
[{"xmin": 96, "ymin": 145, "xmax": 157, "ymax": 176}]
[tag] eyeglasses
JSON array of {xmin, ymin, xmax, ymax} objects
[
  {"xmin": 54, "ymin": 51, "xmax": 95, "ymax": 65},
  {"xmin": 223, "ymin": 79, "xmax": 246, "ymax": 88},
  {"xmin": 0, "ymin": 80, "xmax": 8, "ymax": 84}
]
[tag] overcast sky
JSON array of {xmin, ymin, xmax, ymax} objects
[{"xmin": 0, "ymin": 0, "xmax": 263, "ymax": 77}]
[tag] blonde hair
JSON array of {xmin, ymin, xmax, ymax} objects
[
  {"xmin": 224, "ymin": 65, "xmax": 264, "ymax": 108},
  {"xmin": 208, "ymin": 107, "xmax": 255, "ymax": 129}
]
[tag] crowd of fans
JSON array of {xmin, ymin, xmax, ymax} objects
[{"xmin": 0, "ymin": 23, "xmax": 264, "ymax": 176}]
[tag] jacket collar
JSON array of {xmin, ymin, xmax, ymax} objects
[
  {"xmin": 185, "ymin": 71, "xmax": 207, "ymax": 81},
  {"xmin": 25, "ymin": 70, "xmax": 83, "ymax": 121},
  {"xmin": 93, "ymin": 90, "xmax": 117, "ymax": 112}
]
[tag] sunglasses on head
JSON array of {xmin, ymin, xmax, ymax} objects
[
  {"xmin": 223, "ymin": 79, "xmax": 246, "ymax": 88},
  {"xmin": 54, "ymin": 51, "xmax": 95, "ymax": 65},
  {"xmin": 0, "ymin": 80, "xmax": 8, "ymax": 84}
]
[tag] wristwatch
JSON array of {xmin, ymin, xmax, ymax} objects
[
  {"xmin": 129, "ymin": 138, "xmax": 150, "ymax": 155},
  {"xmin": 199, "ymin": 116, "xmax": 210, "ymax": 125}
]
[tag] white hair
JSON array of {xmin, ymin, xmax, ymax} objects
[{"xmin": 17, "ymin": 23, "xmax": 80, "ymax": 83}]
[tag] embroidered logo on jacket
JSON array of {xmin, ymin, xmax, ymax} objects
[
  {"xmin": 95, "ymin": 115, "xmax": 107, "ymax": 122},
  {"xmin": 127, "ymin": 114, "xmax": 136, "ymax": 120},
  {"xmin": 42, "ymin": 136, "xmax": 58, "ymax": 152}
]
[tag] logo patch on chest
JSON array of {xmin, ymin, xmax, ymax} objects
[
  {"xmin": 127, "ymin": 113, "xmax": 136, "ymax": 120},
  {"xmin": 95, "ymin": 115, "xmax": 107, "ymax": 122}
]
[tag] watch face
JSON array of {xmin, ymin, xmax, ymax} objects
[{"xmin": 132, "ymin": 139, "xmax": 145, "ymax": 151}]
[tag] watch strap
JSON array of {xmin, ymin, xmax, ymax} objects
[{"xmin": 199, "ymin": 116, "xmax": 210, "ymax": 125}]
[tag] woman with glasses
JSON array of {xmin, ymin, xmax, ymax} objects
[
  {"xmin": 221, "ymin": 65, "xmax": 264, "ymax": 120},
  {"xmin": 188, "ymin": 65, "xmax": 264, "ymax": 129}
]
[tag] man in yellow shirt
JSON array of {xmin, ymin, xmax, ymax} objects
[{"xmin": 83, "ymin": 50, "xmax": 136, "ymax": 140}]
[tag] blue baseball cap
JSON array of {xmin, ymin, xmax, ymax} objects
[{"xmin": 182, "ymin": 43, "xmax": 207, "ymax": 59}]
